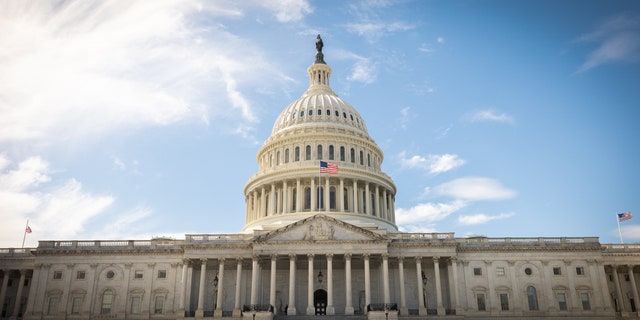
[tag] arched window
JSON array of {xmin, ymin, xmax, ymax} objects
[
  {"xmin": 305, "ymin": 145, "xmax": 311, "ymax": 160},
  {"xmin": 318, "ymin": 186, "xmax": 324, "ymax": 209},
  {"xmin": 362, "ymin": 190, "xmax": 366, "ymax": 213},
  {"xmin": 367, "ymin": 153, "xmax": 370, "ymax": 167},
  {"xmin": 350, "ymin": 148, "xmax": 355, "ymax": 163},
  {"xmin": 326, "ymin": 109, "xmax": 331, "ymax": 116},
  {"xmin": 527, "ymin": 286, "xmax": 539, "ymax": 311},
  {"xmin": 329, "ymin": 145, "xmax": 334, "ymax": 160},
  {"xmin": 317, "ymin": 109, "xmax": 322, "ymax": 115},
  {"xmin": 304, "ymin": 187, "xmax": 311, "ymax": 210},
  {"xmin": 308, "ymin": 110, "xmax": 313, "ymax": 116},
  {"xmin": 276, "ymin": 151, "xmax": 280, "ymax": 165},
  {"xmin": 292, "ymin": 188, "xmax": 297, "ymax": 211},
  {"xmin": 317, "ymin": 145, "xmax": 323, "ymax": 160},
  {"xmin": 329, "ymin": 187, "xmax": 336, "ymax": 209},
  {"xmin": 295, "ymin": 147, "xmax": 300, "ymax": 161},
  {"xmin": 340, "ymin": 147, "xmax": 345, "ymax": 161},
  {"xmin": 101, "ymin": 290, "xmax": 114, "ymax": 314},
  {"xmin": 343, "ymin": 188, "xmax": 349, "ymax": 211},
  {"xmin": 285, "ymin": 149, "xmax": 289, "ymax": 163},
  {"xmin": 359, "ymin": 151, "xmax": 364, "ymax": 165}
]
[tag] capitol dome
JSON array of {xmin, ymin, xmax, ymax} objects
[{"xmin": 243, "ymin": 35, "xmax": 397, "ymax": 233}]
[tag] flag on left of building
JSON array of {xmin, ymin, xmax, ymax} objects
[
  {"xmin": 320, "ymin": 161, "xmax": 338, "ymax": 174},
  {"xmin": 618, "ymin": 212, "xmax": 633, "ymax": 222},
  {"xmin": 25, "ymin": 225, "xmax": 32, "ymax": 233}
]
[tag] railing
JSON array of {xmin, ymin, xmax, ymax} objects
[
  {"xmin": 242, "ymin": 304, "xmax": 273, "ymax": 312},
  {"xmin": 185, "ymin": 234, "xmax": 248, "ymax": 243},
  {"xmin": 38, "ymin": 239, "xmax": 182, "ymax": 249},
  {"xmin": 460, "ymin": 237, "xmax": 600, "ymax": 246},
  {"xmin": 0, "ymin": 248, "xmax": 35, "ymax": 257},
  {"xmin": 603, "ymin": 243, "xmax": 640, "ymax": 251},
  {"xmin": 391, "ymin": 233, "xmax": 455, "ymax": 241}
]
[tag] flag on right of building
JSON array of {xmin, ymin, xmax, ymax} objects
[{"xmin": 618, "ymin": 212, "xmax": 633, "ymax": 222}]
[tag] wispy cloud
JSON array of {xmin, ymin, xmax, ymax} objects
[
  {"xmin": 257, "ymin": 0, "xmax": 313, "ymax": 23},
  {"xmin": 434, "ymin": 177, "xmax": 516, "ymax": 201},
  {"xmin": 396, "ymin": 200, "xmax": 467, "ymax": 225},
  {"xmin": 398, "ymin": 151, "xmax": 466, "ymax": 175},
  {"xmin": 458, "ymin": 212, "xmax": 515, "ymax": 225},
  {"xmin": 346, "ymin": 22, "xmax": 414, "ymax": 42},
  {"xmin": 467, "ymin": 109, "xmax": 515, "ymax": 124},
  {"xmin": 620, "ymin": 224, "xmax": 640, "ymax": 241},
  {"xmin": 575, "ymin": 13, "xmax": 640, "ymax": 73},
  {"xmin": 345, "ymin": 54, "xmax": 377, "ymax": 84}
]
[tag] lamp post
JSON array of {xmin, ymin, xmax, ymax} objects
[
  {"xmin": 213, "ymin": 273, "xmax": 219, "ymax": 314},
  {"xmin": 421, "ymin": 271, "xmax": 428, "ymax": 309},
  {"xmin": 317, "ymin": 271, "xmax": 323, "ymax": 283},
  {"xmin": 384, "ymin": 303, "xmax": 389, "ymax": 320}
]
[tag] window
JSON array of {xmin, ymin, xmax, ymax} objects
[
  {"xmin": 154, "ymin": 296, "xmax": 165, "ymax": 314},
  {"xmin": 527, "ymin": 286, "xmax": 539, "ymax": 311},
  {"xmin": 300, "ymin": 111, "xmax": 304, "ymax": 117},
  {"xmin": 308, "ymin": 110, "xmax": 312, "ymax": 116},
  {"xmin": 71, "ymin": 297, "xmax": 82, "ymax": 314},
  {"xmin": 76, "ymin": 271, "xmax": 85, "ymax": 279},
  {"xmin": 53, "ymin": 271, "xmax": 63, "ymax": 280},
  {"xmin": 47, "ymin": 296, "xmax": 59, "ymax": 315},
  {"xmin": 304, "ymin": 187, "xmax": 311, "ymax": 210},
  {"xmin": 326, "ymin": 109, "xmax": 330, "ymax": 116},
  {"xmin": 335, "ymin": 111, "xmax": 339, "ymax": 117},
  {"xmin": 317, "ymin": 109, "xmax": 322, "ymax": 116},
  {"xmin": 473, "ymin": 268, "xmax": 482, "ymax": 276},
  {"xmin": 285, "ymin": 149, "xmax": 289, "ymax": 163},
  {"xmin": 157, "ymin": 270, "xmax": 167, "ymax": 279},
  {"xmin": 292, "ymin": 188, "xmax": 297, "ymax": 211},
  {"xmin": 524, "ymin": 267, "xmax": 532, "ymax": 275},
  {"xmin": 359, "ymin": 150, "xmax": 363, "ymax": 165},
  {"xmin": 295, "ymin": 147, "xmax": 300, "ymax": 161},
  {"xmin": 276, "ymin": 151, "xmax": 280, "ymax": 165},
  {"xmin": 495, "ymin": 267, "xmax": 505, "ymax": 276},
  {"xmin": 106, "ymin": 271, "xmax": 115, "ymax": 279},
  {"xmin": 305, "ymin": 145, "xmax": 311, "ymax": 160},
  {"xmin": 581, "ymin": 293, "xmax": 591, "ymax": 310},
  {"xmin": 130, "ymin": 296, "xmax": 141, "ymax": 314},
  {"xmin": 343, "ymin": 112, "xmax": 347, "ymax": 118},
  {"xmin": 557, "ymin": 293, "xmax": 567, "ymax": 311},
  {"xmin": 340, "ymin": 147, "xmax": 345, "ymax": 161},
  {"xmin": 476, "ymin": 293, "xmax": 486, "ymax": 311},
  {"xmin": 350, "ymin": 148, "xmax": 355, "ymax": 163},
  {"xmin": 317, "ymin": 145, "xmax": 323, "ymax": 160},
  {"xmin": 328, "ymin": 145, "xmax": 334, "ymax": 160},
  {"xmin": 329, "ymin": 187, "xmax": 336, "ymax": 209},
  {"xmin": 101, "ymin": 290, "xmax": 114, "ymax": 314},
  {"xmin": 576, "ymin": 267, "xmax": 585, "ymax": 275},
  {"xmin": 134, "ymin": 270, "xmax": 143, "ymax": 279},
  {"xmin": 553, "ymin": 267, "xmax": 562, "ymax": 275},
  {"xmin": 318, "ymin": 187, "xmax": 324, "ymax": 210},
  {"xmin": 367, "ymin": 153, "xmax": 370, "ymax": 166},
  {"xmin": 343, "ymin": 188, "xmax": 349, "ymax": 211},
  {"xmin": 500, "ymin": 293, "xmax": 509, "ymax": 311}
]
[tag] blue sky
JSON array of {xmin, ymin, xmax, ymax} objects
[{"xmin": 1, "ymin": 0, "xmax": 639, "ymax": 247}]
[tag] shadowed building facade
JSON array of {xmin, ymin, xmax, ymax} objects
[{"xmin": 1, "ymin": 36, "xmax": 639, "ymax": 320}]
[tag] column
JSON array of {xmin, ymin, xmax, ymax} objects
[
  {"xmin": 365, "ymin": 183, "xmax": 370, "ymax": 215},
  {"xmin": 307, "ymin": 254, "xmax": 315, "ymax": 315},
  {"xmin": 215, "ymin": 259, "xmax": 225, "ymax": 317},
  {"xmin": 269, "ymin": 183, "xmax": 275, "ymax": 215},
  {"xmin": 296, "ymin": 179, "xmax": 301, "ymax": 213},
  {"xmin": 270, "ymin": 255, "xmax": 277, "ymax": 314},
  {"xmin": 233, "ymin": 259, "xmax": 243, "ymax": 317},
  {"xmin": 325, "ymin": 177, "xmax": 330, "ymax": 211},
  {"xmin": 382, "ymin": 190, "xmax": 388, "ymax": 219},
  {"xmin": 345, "ymin": 254, "xmax": 354, "ymax": 315},
  {"xmin": 179, "ymin": 260, "xmax": 188, "ymax": 312},
  {"xmin": 283, "ymin": 180, "xmax": 288, "ymax": 213},
  {"xmin": 260, "ymin": 187, "xmax": 266, "ymax": 217},
  {"xmin": 12, "ymin": 270, "xmax": 26, "ymax": 319},
  {"xmin": 629, "ymin": 265, "xmax": 640, "ymax": 315},
  {"xmin": 451, "ymin": 257, "xmax": 461, "ymax": 314},
  {"xmin": 398, "ymin": 258, "xmax": 408, "ymax": 315},
  {"xmin": 382, "ymin": 254, "xmax": 390, "ymax": 304},
  {"xmin": 327, "ymin": 254, "xmax": 335, "ymax": 315},
  {"xmin": 565, "ymin": 260, "xmax": 579, "ymax": 311},
  {"xmin": 364, "ymin": 254, "xmax": 371, "ymax": 312},
  {"xmin": 375, "ymin": 186, "xmax": 380, "ymax": 217},
  {"xmin": 311, "ymin": 179, "xmax": 316, "ymax": 211},
  {"xmin": 352, "ymin": 180, "xmax": 358, "ymax": 213},
  {"xmin": 253, "ymin": 191, "xmax": 258, "ymax": 220},
  {"xmin": 339, "ymin": 178, "xmax": 344, "ymax": 212},
  {"xmin": 612, "ymin": 266, "xmax": 623, "ymax": 311},
  {"xmin": 251, "ymin": 256, "xmax": 259, "ymax": 306},
  {"xmin": 433, "ymin": 257, "xmax": 445, "ymax": 315},
  {"xmin": 288, "ymin": 255, "xmax": 297, "ymax": 315},
  {"xmin": 416, "ymin": 257, "xmax": 427, "ymax": 315},
  {"xmin": 390, "ymin": 196, "xmax": 396, "ymax": 221},
  {"xmin": 507, "ymin": 261, "xmax": 522, "ymax": 314},
  {"xmin": 0, "ymin": 270, "xmax": 10, "ymax": 317},
  {"xmin": 196, "ymin": 259, "xmax": 207, "ymax": 317}
]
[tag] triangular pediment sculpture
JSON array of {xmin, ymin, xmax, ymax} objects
[{"xmin": 253, "ymin": 214, "xmax": 387, "ymax": 243}]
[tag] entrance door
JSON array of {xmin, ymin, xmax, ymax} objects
[{"xmin": 314, "ymin": 289, "xmax": 327, "ymax": 315}]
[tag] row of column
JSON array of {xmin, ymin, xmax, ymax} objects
[
  {"xmin": 187, "ymin": 255, "xmax": 449, "ymax": 316},
  {"xmin": 245, "ymin": 177, "xmax": 395, "ymax": 222},
  {"xmin": 0, "ymin": 269, "xmax": 30, "ymax": 319},
  {"xmin": 609, "ymin": 265, "xmax": 639, "ymax": 313}
]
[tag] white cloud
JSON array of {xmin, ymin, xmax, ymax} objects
[
  {"xmin": 396, "ymin": 200, "xmax": 467, "ymax": 225},
  {"xmin": 458, "ymin": 212, "xmax": 515, "ymax": 225},
  {"xmin": 398, "ymin": 151, "xmax": 466, "ymax": 174},
  {"xmin": 346, "ymin": 22, "xmax": 414, "ymax": 42},
  {"xmin": 0, "ymin": 1, "xmax": 301, "ymax": 145},
  {"xmin": 575, "ymin": 13, "xmax": 640, "ymax": 73},
  {"xmin": 434, "ymin": 177, "xmax": 516, "ymax": 201},
  {"xmin": 347, "ymin": 57, "xmax": 377, "ymax": 84},
  {"xmin": 468, "ymin": 110, "xmax": 515, "ymax": 124},
  {"xmin": 437, "ymin": 37, "xmax": 445, "ymax": 43},
  {"xmin": 0, "ymin": 156, "xmax": 114, "ymax": 247},
  {"xmin": 620, "ymin": 224, "xmax": 640, "ymax": 241}
]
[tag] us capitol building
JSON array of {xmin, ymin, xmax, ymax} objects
[{"xmin": 1, "ymin": 36, "xmax": 639, "ymax": 320}]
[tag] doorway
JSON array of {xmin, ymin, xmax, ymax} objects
[{"xmin": 314, "ymin": 289, "xmax": 327, "ymax": 315}]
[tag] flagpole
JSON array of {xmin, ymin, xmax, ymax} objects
[
  {"xmin": 21, "ymin": 219, "xmax": 29, "ymax": 249},
  {"xmin": 617, "ymin": 214, "xmax": 624, "ymax": 244}
]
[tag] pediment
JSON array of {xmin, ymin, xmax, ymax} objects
[{"xmin": 253, "ymin": 214, "xmax": 387, "ymax": 243}]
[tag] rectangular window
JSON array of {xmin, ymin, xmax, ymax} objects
[
  {"xmin": 495, "ymin": 267, "xmax": 505, "ymax": 276},
  {"xmin": 558, "ymin": 293, "xmax": 567, "ymax": 311},
  {"xmin": 134, "ymin": 270, "xmax": 143, "ymax": 279},
  {"xmin": 53, "ymin": 271, "xmax": 63, "ymax": 280},
  {"xmin": 154, "ymin": 296, "xmax": 164, "ymax": 314},
  {"xmin": 473, "ymin": 267, "xmax": 482, "ymax": 276},
  {"xmin": 130, "ymin": 296, "xmax": 141, "ymax": 314},
  {"xmin": 71, "ymin": 297, "xmax": 82, "ymax": 314},
  {"xmin": 553, "ymin": 267, "xmax": 562, "ymax": 275},
  {"xmin": 576, "ymin": 267, "xmax": 585, "ymax": 275},
  {"xmin": 477, "ymin": 293, "xmax": 486, "ymax": 311},
  {"xmin": 157, "ymin": 270, "xmax": 167, "ymax": 279},
  {"xmin": 47, "ymin": 296, "xmax": 59, "ymax": 315},
  {"xmin": 76, "ymin": 271, "xmax": 86, "ymax": 279},
  {"xmin": 581, "ymin": 293, "xmax": 591, "ymax": 310},
  {"xmin": 500, "ymin": 293, "xmax": 509, "ymax": 311}
]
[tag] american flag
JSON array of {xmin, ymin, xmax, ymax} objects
[
  {"xmin": 320, "ymin": 161, "xmax": 338, "ymax": 174},
  {"xmin": 618, "ymin": 212, "xmax": 633, "ymax": 222}
]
